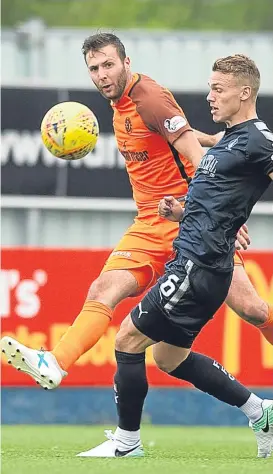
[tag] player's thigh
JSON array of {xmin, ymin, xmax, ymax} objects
[
  {"xmin": 225, "ymin": 264, "xmax": 267, "ymax": 324},
  {"xmin": 115, "ymin": 314, "xmax": 156, "ymax": 353},
  {"xmin": 153, "ymin": 342, "xmax": 190, "ymax": 373},
  {"xmin": 88, "ymin": 269, "xmax": 138, "ymax": 307}
]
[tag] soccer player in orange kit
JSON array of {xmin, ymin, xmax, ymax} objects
[{"xmin": 1, "ymin": 34, "xmax": 272, "ymax": 389}]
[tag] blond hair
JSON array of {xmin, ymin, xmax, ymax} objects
[{"xmin": 212, "ymin": 54, "xmax": 260, "ymax": 97}]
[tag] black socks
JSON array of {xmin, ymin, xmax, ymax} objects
[
  {"xmin": 114, "ymin": 350, "xmax": 148, "ymax": 431},
  {"xmin": 170, "ymin": 351, "xmax": 250, "ymax": 407}
]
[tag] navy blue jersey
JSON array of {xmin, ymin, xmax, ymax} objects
[{"xmin": 175, "ymin": 119, "xmax": 273, "ymax": 271}]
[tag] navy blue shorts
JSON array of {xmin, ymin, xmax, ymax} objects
[{"xmin": 131, "ymin": 255, "xmax": 233, "ymax": 348}]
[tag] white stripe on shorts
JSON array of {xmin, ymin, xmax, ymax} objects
[{"xmin": 164, "ymin": 259, "xmax": 194, "ymax": 311}]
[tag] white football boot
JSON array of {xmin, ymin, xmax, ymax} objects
[
  {"xmin": 76, "ymin": 430, "xmax": 144, "ymax": 458},
  {"xmin": 1, "ymin": 336, "xmax": 66, "ymax": 389},
  {"xmin": 249, "ymin": 399, "xmax": 273, "ymax": 458}
]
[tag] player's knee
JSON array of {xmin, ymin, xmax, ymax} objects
[
  {"xmin": 115, "ymin": 316, "xmax": 133, "ymax": 351},
  {"xmin": 87, "ymin": 270, "xmax": 138, "ymax": 308},
  {"xmin": 154, "ymin": 355, "xmax": 177, "ymax": 373},
  {"xmin": 153, "ymin": 347, "xmax": 189, "ymax": 373},
  {"xmin": 87, "ymin": 277, "xmax": 104, "ymax": 299},
  {"xmin": 115, "ymin": 316, "xmax": 147, "ymax": 353},
  {"xmin": 86, "ymin": 275, "xmax": 119, "ymax": 308}
]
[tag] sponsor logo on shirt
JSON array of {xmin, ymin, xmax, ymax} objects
[
  {"xmin": 119, "ymin": 149, "xmax": 149, "ymax": 162},
  {"xmin": 198, "ymin": 154, "xmax": 218, "ymax": 177},
  {"xmin": 164, "ymin": 116, "xmax": 187, "ymax": 133}
]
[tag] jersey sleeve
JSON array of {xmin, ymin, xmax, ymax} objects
[
  {"xmin": 130, "ymin": 79, "xmax": 192, "ymax": 144},
  {"xmin": 248, "ymin": 122, "xmax": 273, "ymax": 175}
]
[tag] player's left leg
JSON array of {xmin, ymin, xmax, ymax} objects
[
  {"xmin": 226, "ymin": 263, "xmax": 273, "ymax": 345},
  {"xmin": 153, "ymin": 342, "xmax": 273, "ymax": 458}
]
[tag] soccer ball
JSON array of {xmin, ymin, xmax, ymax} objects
[{"xmin": 41, "ymin": 101, "xmax": 99, "ymax": 160}]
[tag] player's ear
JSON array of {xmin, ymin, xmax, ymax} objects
[
  {"xmin": 240, "ymin": 86, "xmax": 251, "ymax": 101},
  {"xmin": 124, "ymin": 56, "xmax": 131, "ymax": 70}
]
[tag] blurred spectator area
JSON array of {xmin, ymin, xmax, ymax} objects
[
  {"xmin": 2, "ymin": 23, "xmax": 273, "ymax": 93},
  {"xmin": 1, "ymin": 16, "xmax": 273, "ymax": 249}
]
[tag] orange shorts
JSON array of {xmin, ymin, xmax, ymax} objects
[
  {"xmin": 101, "ymin": 215, "xmax": 179, "ymax": 294},
  {"xmin": 101, "ymin": 216, "xmax": 244, "ymax": 295}
]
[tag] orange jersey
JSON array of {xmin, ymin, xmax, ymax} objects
[{"xmin": 112, "ymin": 73, "xmax": 195, "ymax": 218}]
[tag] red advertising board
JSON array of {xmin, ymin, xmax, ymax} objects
[{"xmin": 1, "ymin": 249, "xmax": 273, "ymax": 387}]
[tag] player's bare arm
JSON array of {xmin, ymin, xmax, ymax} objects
[
  {"xmin": 193, "ymin": 129, "xmax": 224, "ymax": 147},
  {"xmin": 173, "ymin": 130, "xmax": 204, "ymax": 170}
]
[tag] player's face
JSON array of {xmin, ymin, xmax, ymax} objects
[
  {"xmin": 207, "ymin": 72, "xmax": 244, "ymax": 124},
  {"xmin": 86, "ymin": 45, "xmax": 130, "ymax": 102}
]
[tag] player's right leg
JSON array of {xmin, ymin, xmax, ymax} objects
[
  {"xmin": 1, "ymin": 269, "xmax": 138, "ymax": 389},
  {"xmin": 77, "ymin": 312, "xmax": 156, "ymax": 457},
  {"xmin": 1, "ymin": 218, "xmax": 168, "ymax": 389}
]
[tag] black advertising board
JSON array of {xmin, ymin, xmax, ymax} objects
[{"xmin": 1, "ymin": 87, "xmax": 273, "ymax": 200}]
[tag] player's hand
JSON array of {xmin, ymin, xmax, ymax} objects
[
  {"xmin": 158, "ymin": 196, "xmax": 184, "ymax": 222},
  {"xmin": 235, "ymin": 224, "xmax": 250, "ymax": 250}
]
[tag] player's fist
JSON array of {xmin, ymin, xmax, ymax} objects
[{"xmin": 158, "ymin": 196, "xmax": 184, "ymax": 222}]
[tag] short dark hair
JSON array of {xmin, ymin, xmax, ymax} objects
[
  {"xmin": 212, "ymin": 54, "xmax": 260, "ymax": 97},
  {"xmin": 82, "ymin": 33, "xmax": 126, "ymax": 63}
]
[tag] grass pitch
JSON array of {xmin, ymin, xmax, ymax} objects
[{"xmin": 1, "ymin": 425, "xmax": 272, "ymax": 474}]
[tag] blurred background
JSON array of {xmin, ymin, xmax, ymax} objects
[{"xmin": 1, "ymin": 0, "xmax": 273, "ymax": 426}]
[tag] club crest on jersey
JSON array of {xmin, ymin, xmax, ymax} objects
[
  {"xmin": 125, "ymin": 117, "xmax": 132, "ymax": 134},
  {"xmin": 199, "ymin": 154, "xmax": 218, "ymax": 177},
  {"xmin": 164, "ymin": 116, "xmax": 187, "ymax": 133}
]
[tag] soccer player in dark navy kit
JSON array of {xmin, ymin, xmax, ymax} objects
[{"xmin": 77, "ymin": 55, "xmax": 273, "ymax": 459}]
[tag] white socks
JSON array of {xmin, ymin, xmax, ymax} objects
[
  {"xmin": 114, "ymin": 394, "xmax": 264, "ymax": 448},
  {"xmin": 114, "ymin": 427, "xmax": 141, "ymax": 451},
  {"xmin": 240, "ymin": 393, "xmax": 263, "ymax": 423}
]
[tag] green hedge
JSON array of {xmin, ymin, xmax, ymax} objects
[{"xmin": 2, "ymin": 0, "xmax": 273, "ymax": 31}]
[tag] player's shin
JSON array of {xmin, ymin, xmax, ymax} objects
[
  {"xmin": 113, "ymin": 350, "xmax": 148, "ymax": 450},
  {"xmin": 52, "ymin": 300, "xmax": 112, "ymax": 371},
  {"xmin": 169, "ymin": 352, "xmax": 263, "ymax": 419}
]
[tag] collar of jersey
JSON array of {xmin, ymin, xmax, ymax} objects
[
  {"xmin": 111, "ymin": 73, "xmax": 140, "ymax": 108},
  {"xmin": 225, "ymin": 118, "xmax": 258, "ymax": 134}
]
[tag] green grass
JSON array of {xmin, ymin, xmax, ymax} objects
[{"xmin": 1, "ymin": 425, "xmax": 273, "ymax": 474}]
